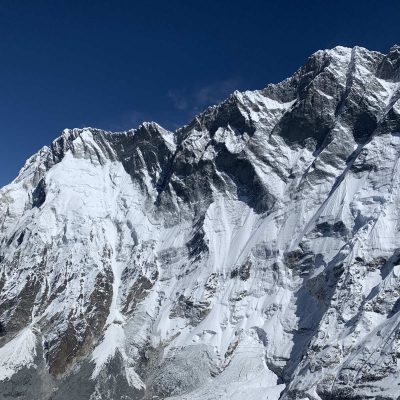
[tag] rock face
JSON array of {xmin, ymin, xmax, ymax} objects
[{"xmin": 1, "ymin": 45, "xmax": 400, "ymax": 399}]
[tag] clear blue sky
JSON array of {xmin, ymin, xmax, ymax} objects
[{"xmin": 0, "ymin": 0, "xmax": 399, "ymax": 186}]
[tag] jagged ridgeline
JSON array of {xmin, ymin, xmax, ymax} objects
[{"xmin": 1, "ymin": 45, "xmax": 400, "ymax": 400}]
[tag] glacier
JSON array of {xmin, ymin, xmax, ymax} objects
[{"xmin": 0, "ymin": 45, "xmax": 400, "ymax": 399}]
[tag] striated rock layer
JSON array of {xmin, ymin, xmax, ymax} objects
[{"xmin": 1, "ymin": 45, "xmax": 400, "ymax": 399}]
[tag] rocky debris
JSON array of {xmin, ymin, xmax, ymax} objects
[
  {"xmin": 169, "ymin": 295, "xmax": 211, "ymax": 326},
  {"xmin": 230, "ymin": 261, "xmax": 251, "ymax": 280}
]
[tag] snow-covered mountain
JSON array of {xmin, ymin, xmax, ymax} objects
[{"xmin": 1, "ymin": 45, "xmax": 400, "ymax": 400}]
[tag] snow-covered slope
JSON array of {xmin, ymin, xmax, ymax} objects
[{"xmin": 1, "ymin": 45, "xmax": 400, "ymax": 400}]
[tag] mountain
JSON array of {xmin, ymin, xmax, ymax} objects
[{"xmin": 1, "ymin": 45, "xmax": 400, "ymax": 400}]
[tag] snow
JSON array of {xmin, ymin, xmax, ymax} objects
[
  {"xmin": 0, "ymin": 328, "xmax": 37, "ymax": 381},
  {"xmin": 2, "ymin": 45, "xmax": 400, "ymax": 399},
  {"xmin": 91, "ymin": 323, "xmax": 124, "ymax": 376},
  {"xmin": 167, "ymin": 334, "xmax": 284, "ymax": 400}
]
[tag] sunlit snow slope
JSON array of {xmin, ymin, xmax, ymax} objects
[{"xmin": 1, "ymin": 45, "xmax": 400, "ymax": 399}]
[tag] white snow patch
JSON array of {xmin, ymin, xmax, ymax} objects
[
  {"xmin": 0, "ymin": 328, "xmax": 37, "ymax": 381},
  {"xmin": 91, "ymin": 323, "xmax": 124, "ymax": 378}
]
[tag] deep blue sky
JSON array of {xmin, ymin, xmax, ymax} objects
[{"xmin": 1, "ymin": 0, "xmax": 399, "ymax": 186}]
